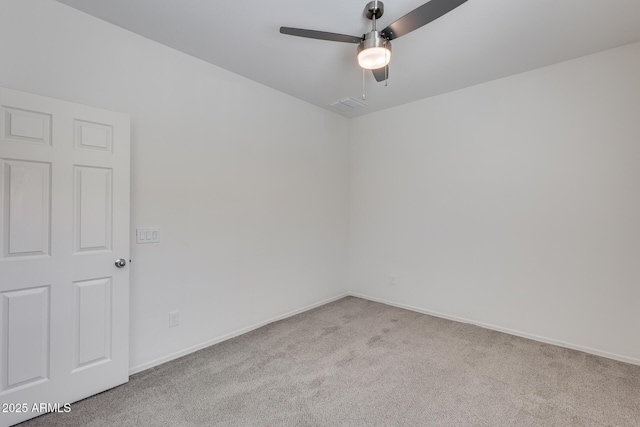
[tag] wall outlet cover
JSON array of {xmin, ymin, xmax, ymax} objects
[{"xmin": 169, "ymin": 311, "xmax": 179, "ymax": 327}]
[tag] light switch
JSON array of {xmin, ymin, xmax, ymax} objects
[{"xmin": 136, "ymin": 227, "xmax": 160, "ymax": 244}]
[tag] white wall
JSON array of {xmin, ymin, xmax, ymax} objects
[
  {"xmin": 350, "ymin": 42, "xmax": 640, "ymax": 363},
  {"xmin": 0, "ymin": 0, "xmax": 350, "ymax": 371}
]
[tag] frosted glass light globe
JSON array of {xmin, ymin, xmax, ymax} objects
[{"xmin": 357, "ymin": 46, "xmax": 392, "ymax": 70}]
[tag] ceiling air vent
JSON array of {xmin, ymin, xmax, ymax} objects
[{"xmin": 329, "ymin": 97, "xmax": 367, "ymax": 112}]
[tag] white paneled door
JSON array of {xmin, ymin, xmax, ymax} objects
[{"xmin": 0, "ymin": 88, "xmax": 130, "ymax": 426}]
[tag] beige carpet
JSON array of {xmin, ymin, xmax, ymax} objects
[{"xmin": 19, "ymin": 296, "xmax": 640, "ymax": 426}]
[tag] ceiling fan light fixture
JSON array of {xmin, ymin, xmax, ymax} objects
[
  {"xmin": 357, "ymin": 31, "xmax": 391, "ymax": 70},
  {"xmin": 281, "ymin": 0, "xmax": 469, "ymax": 82},
  {"xmin": 358, "ymin": 46, "xmax": 391, "ymax": 69}
]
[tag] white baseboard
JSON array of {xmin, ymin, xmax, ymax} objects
[
  {"xmin": 129, "ymin": 292, "xmax": 349, "ymax": 375},
  {"xmin": 349, "ymin": 291, "xmax": 640, "ymax": 367}
]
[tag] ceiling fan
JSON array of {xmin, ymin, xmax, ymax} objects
[{"xmin": 280, "ymin": 0, "xmax": 468, "ymax": 82}]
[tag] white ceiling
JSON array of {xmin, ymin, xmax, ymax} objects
[{"xmin": 55, "ymin": 0, "xmax": 640, "ymax": 118}]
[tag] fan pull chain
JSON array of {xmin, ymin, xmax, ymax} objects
[
  {"xmin": 385, "ymin": 46, "xmax": 389, "ymax": 87},
  {"xmin": 362, "ymin": 68, "xmax": 366, "ymax": 100}
]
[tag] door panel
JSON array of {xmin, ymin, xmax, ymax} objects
[
  {"xmin": 0, "ymin": 87, "xmax": 130, "ymax": 426},
  {"xmin": 73, "ymin": 278, "xmax": 112, "ymax": 370},
  {"xmin": 2, "ymin": 107, "xmax": 51, "ymax": 146},
  {"xmin": 74, "ymin": 166, "xmax": 112, "ymax": 252},
  {"xmin": 74, "ymin": 120, "xmax": 112, "ymax": 152},
  {"xmin": 1, "ymin": 159, "xmax": 51, "ymax": 258},
  {"xmin": 1, "ymin": 286, "xmax": 50, "ymax": 392}
]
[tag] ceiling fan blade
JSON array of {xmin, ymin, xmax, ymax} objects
[
  {"xmin": 380, "ymin": 0, "xmax": 468, "ymax": 40},
  {"xmin": 372, "ymin": 66, "xmax": 388, "ymax": 83},
  {"xmin": 280, "ymin": 27, "xmax": 362, "ymax": 44}
]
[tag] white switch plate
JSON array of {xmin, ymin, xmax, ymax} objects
[{"xmin": 136, "ymin": 227, "xmax": 160, "ymax": 244}]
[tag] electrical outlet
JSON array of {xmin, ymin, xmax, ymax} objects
[
  {"xmin": 389, "ymin": 275, "xmax": 397, "ymax": 286},
  {"xmin": 169, "ymin": 311, "xmax": 179, "ymax": 328}
]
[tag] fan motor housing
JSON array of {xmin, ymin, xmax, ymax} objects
[{"xmin": 358, "ymin": 31, "xmax": 391, "ymax": 53}]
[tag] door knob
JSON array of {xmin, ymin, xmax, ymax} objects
[{"xmin": 115, "ymin": 258, "xmax": 127, "ymax": 268}]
